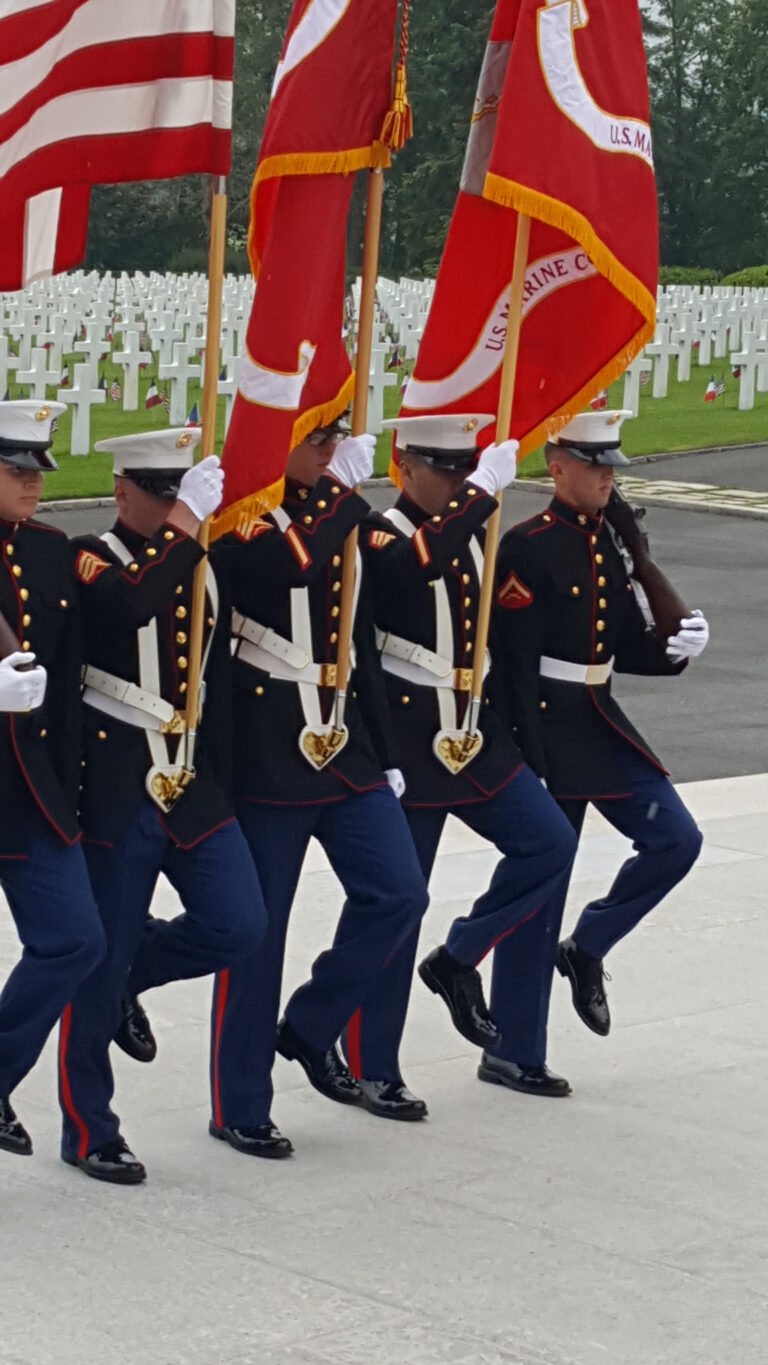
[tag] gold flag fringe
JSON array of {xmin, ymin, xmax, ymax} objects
[{"xmin": 210, "ymin": 474, "xmax": 286, "ymax": 541}]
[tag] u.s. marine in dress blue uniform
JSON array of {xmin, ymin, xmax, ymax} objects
[
  {"xmin": 341, "ymin": 414, "xmax": 579, "ymax": 1110},
  {"xmin": 207, "ymin": 424, "xmax": 428, "ymax": 1157},
  {"xmin": 490, "ymin": 410, "xmax": 708, "ymax": 1046},
  {"xmin": 58, "ymin": 431, "xmax": 266, "ymax": 1185},
  {"xmin": 0, "ymin": 402, "xmax": 104, "ymax": 1159}
]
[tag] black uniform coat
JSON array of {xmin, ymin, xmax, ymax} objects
[
  {"xmin": 489, "ymin": 497, "xmax": 684, "ymax": 801},
  {"xmin": 363, "ymin": 486, "xmax": 523, "ymax": 808},
  {"xmin": 212, "ymin": 475, "xmax": 394, "ymax": 804},
  {"xmin": 74, "ymin": 518, "xmax": 234, "ymax": 848},
  {"xmin": 0, "ymin": 518, "xmax": 82, "ymax": 856}
]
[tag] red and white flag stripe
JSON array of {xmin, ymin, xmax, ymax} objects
[{"xmin": 0, "ymin": 0, "xmax": 235, "ymax": 290}]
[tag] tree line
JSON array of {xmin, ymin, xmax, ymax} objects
[{"xmin": 85, "ymin": 0, "xmax": 767, "ymax": 279}]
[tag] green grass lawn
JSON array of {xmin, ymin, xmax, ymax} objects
[{"xmin": 2, "ymin": 347, "xmax": 765, "ymax": 499}]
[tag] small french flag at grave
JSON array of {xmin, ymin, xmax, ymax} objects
[{"xmin": 145, "ymin": 381, "xmax": 162, "ymax": 409}]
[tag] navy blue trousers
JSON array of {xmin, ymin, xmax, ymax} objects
[
  {"xmin": 59, "ymin": 799, "xmax": 266, "ymax": 1160},
  {"xmin": 210, "ymin": 787, "xmax": 428, "ymax": 1130},
  {"xmin": 343, "ymin": 765, "xmax": 578, "ymax": 1082},
  {"xmin": 496, "ymin": 756, "xmax": 703, "ymax": 1062},
  {"xmin": 0, "ymin": 817, "xmax": 104, "ymax": 1102}
]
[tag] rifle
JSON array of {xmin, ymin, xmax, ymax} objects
[{"xmin": 604, "ymin": 487, "xmax": 689, "ymax": 642}]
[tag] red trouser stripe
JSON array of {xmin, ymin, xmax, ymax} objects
[
  {"xmin": 346, "ymin": 1007, "xmax": 363, "ymax": 1080},
  {"xmin": 58, "ymin": 1003, "xmax": 90, "ymax": 1159},
  {"xmin": 475, "ymin": 901, "xmax": 545, "ymax": 965},
  {"xmin": 212, "ymin": 969, "xmax": 230, "ymax": 1127}
]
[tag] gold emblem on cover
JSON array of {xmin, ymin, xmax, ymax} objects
[
  {"xmin": 432, "ymin": 728, "xmax": 484, "ymax": 775},
  {"xmin": 298, "ymin": 724, "xmax": 349, "ymax": 771},
  {"xmin": 35, "ymin": 405, "xmax": 50, "ymax": 422},
  {"xmin": 176, "ymin": 432, "xmax": 193, "ymax": 447},
  {"xmin": 462, "ymin": 418, "xmax": 480, "ymax": 433}
]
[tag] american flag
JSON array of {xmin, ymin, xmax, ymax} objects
[
  {"xmin": 0, "ymin": 1, "xmax": 235, "ymax": 291},
  {"xmin": 109, "ymin": 378, "xmax": 122, "ymax": 403}
]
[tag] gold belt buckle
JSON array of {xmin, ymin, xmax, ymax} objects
[
  {"xmin": 160, "ymin": 709, "xmax": 187, "ymax": 735},
  {"xmin": 319, "ymin": 663, "xmax": 338, "ymax": 689},
  {"xmin": 585, "ymin": 663, "xmax": 607, "ymax": 686},
  {"xmin": 453, "ymin": 667, "xmax": 473, "ymax": 692}
]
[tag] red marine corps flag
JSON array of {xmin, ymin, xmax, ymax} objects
[
  {"xmin": 400, "ymin": 0, "xmax": 658, "ymax": 456},
  {"xmin": 214, "ymin": 0, "xmax": 410, "ymax": 534},
  {"xmin": 0, "ymin": 1, "xmax": 235, "ymax": 291}
]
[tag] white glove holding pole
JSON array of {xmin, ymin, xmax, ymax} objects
[
  {"xmin": 0, "ymin": 653, "xmax": 47, "ymax": 712},
  {"xmin": 385, "ymin": 768, "xmax": 406, "ymax": 800},
  {"xmin": 327, "ymin": 434, "xmax": 375, "ymax": 489},
  {"xmin": 666, "ymin": 609, "xmax": 709, "ymax": 662},
  {"xmin": 176, "ymin": 455, "xmax": 224, "ymax": 521},
  {"xmin": 467, "ymin": 439, "xmax": 520, "ymax": 497}
]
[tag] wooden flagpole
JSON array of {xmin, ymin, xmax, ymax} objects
[
  {"xmin": 465, "ymin": 212, "xmax": 531, "ymax": 737},
  {"xmin": 183, "ymin": 174, "xmax": 228, "ymax": 774},
  {"xmin": 331, "ymin": 167, "xmax": 384, "ymax": 732}
]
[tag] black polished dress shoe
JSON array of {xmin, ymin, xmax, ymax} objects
[
  {"xmin": 62, "ymin": 1136, "xmax": 147, "ymax": 1184},
  {"xmin": 477, "ymin": 1054, "xmax": 571, "ymax": 1096},
  {"xmin": 557, "ymin": 937, "xmax": 611, "ymax": 1036},
  {"xmin": 358, "ymin": 1080, "xmax": 428, "ymax": 1122},
  {"xmin": 0, "ymin": 1098, "xmax": 32, "ymax": 1156},
  {"xmin": 418, "ymin": 945, "xmax": 501, "ymax": 1050},
  {"xmin": 114, "ymin": 993, "xmax": 157, "ymax": 1063},
  {"xmin": 209, "ymin": 1119, "xmax": 294, "ymax": 1159},
  {"xmin": 275, "ymin": 1017, "xmax": 362, "ymax": 1105}
]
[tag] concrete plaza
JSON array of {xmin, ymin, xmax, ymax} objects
[{"xmin": 1, "ymin": 769, "xmax": 766, "ymax": 1365}]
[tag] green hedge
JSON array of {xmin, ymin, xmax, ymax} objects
[
  {"xmin": 719, "ymin": 266, "xmax": 768, "ymax": 288},
  {"xmin": 658, "ymin": 266, "xmax": 723, "ymax": 286}
]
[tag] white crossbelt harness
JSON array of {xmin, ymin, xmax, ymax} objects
[
  {"xmin": 539, "ymin": 655, "xmax": 614, "ymax": 686},
  {"xmin": 82, "ymin": 531, "xmax": 219, "ymax": 776},
  {"xmin": 231, "ymin": 505, "xmax": 361, "ymax": 735},
  {"xmin": 378, "ymin": 508, "xmax": 490, "ymax": 735}
]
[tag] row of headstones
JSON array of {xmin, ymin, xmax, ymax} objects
[{"xmin": 0, "ymin": 271, "xmax": 256, "ymax": 452}]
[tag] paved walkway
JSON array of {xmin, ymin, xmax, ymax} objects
[{"xmin": 1, "ymin": 771, "xmax": 766, "ymax": 1365}]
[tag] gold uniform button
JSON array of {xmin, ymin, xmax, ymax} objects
[
  {"xmin": 590, "ymin": 534, "xmax": 597, "ymax": 545},
  {"xmin": 465, "ymin": 641, "xmax": 473, "ymax": 653},
  {"xmin": 254, "ymin": 686, "xmax": 264, "ymax": 696},
  {"xmin": 176, "ymin": 631, "xmax": 188, "ymax": 645},
  {"xmin": 207, "ymin": 616, "xmax": 215, "ymax": 627},
  {"xmin": 317, "ymin": 499, "xmax": 327, "ymax": 510},
  {"xmin": 178, "ymin": 656, "xmax": 188, "ymax": 669},
  {"xmin": 598, "ymin": 576, "xmax": 607, "ymax": 587},
  {"xmin": 578, "ymin": 514, "xmax": 587, "ymax": 526},
  {"xmin": 452, "ymin": 558, "xmax": 460, "ymax": 568},
  {"xmin": 175, "ymin": 584, "xmax": 183, "ymax": 595},
  {"xmin": 462, "ymin": 573, "xmax": 471, "ymax": 585},
  {"xmin": 330, "ymin": 485, "xmax": 341, "ymax": 495},
  {"xmin": 39, "ymin": 728, "xmax": 47, "ymax": 738},
  {"xmin": 21, "ymin": 641, "xmax": 31, "ymax": 651},
  {"xmin": 60, "ymin": 598, "xmax": 68, "ymax": 608},
  {"xmin": 22, "ymin": 613, "xmax": 31, "ymax": 626},
  {"xmin": 332, "ymin": 580, "xmax": 341, "ymax": 593},
  {"xmin": 539, "ymin": 700, "xmax": 547, "ymax": 711},
  {"xmin": 12, "ymin": 565, "xmax": 22, "ymax": 578},
  {"xmin": 146, "ymin": 547, "xmax": 157, "ymax": 557},
  {"xmin": 330, "ymin": 631, "xmax": 338, "ymax": 644},
  {"xmin": 599, "ymin": 597, "xmax": 607, "ymax": 609},
  {"xmin": 332, "ymin": 555, "xmax": 341, "ymax": 568},
  {"xmin": 129, "ymin": 563, "xmax": 139, "ymax": 573},
  {"xmin": 20, "ymin": 588, "xmax": 29, "ymax": 601},
  {"xmin": 467, "ymin": 487, "xmax": 477, "ymax": 496},
  {"xmin": 178, "ymin": 681, "xmax": 188, "ymax": 694},
  {"xmin": 400, "ymin": 695, "xmax": 411, "ymax": 706},
  {"xmin": 331, "ymin": 605, "xmax": 340, "ymax": 618},
  {"xmin": 5, "ymin": 545, "xmax": 13, "ymax": 557},
  {"xmin": 303, "ymin": 515, "xmax": 312, "ymax": 525},
  {"xmin": 596, "ymin": 620, "xmax": 606, "ymax": 632},
  {"xmin": 464, "ymin": 596, "xmax": 472, "ymax": 607},
  {"xmin": 542, "ymin": 514, "xmax": 552, "ymax": 523},
  {"xmin": 595, "ymin": 553, "xmax": 604, "ymax": 565},
  {"xmin": 571, "ymin": 586, "xmax": 580, "ymax": 597},
  {"xmin": 97, "ymin": 730, "xmax": 107, "ymax": 741},
  {"xmin": 176, "ymin": 606, "xmax": 187, "ymax": 620},
  {"xmin": 431, "ymin": 515, "xmax": 441, "ymax": 523},
  {"xmin": 596, "ymin": 642, "xmax": 604, "ymax": 653},
  {"xmin": 164, "ymin": 530, "xmax": 174, "ymax": 541},
  {"xmin": 449, "ymin": 500, "xmax": 459, "ymax": 509},
  {"xmin": 464, "ymin": 619, "xmax": 472, "ymax": 630}
]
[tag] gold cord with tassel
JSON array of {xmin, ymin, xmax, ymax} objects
[{"xmin": 379, "ymin": 0, "xmax": 413, "ymax": 152}]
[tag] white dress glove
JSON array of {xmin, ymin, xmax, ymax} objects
[
  {"xmin": 176, "ymin": 455, "xmax": 224, "ymax": 521},
  {"xmin": 467, "ymin": 439, "xmax": 520, "ymax": 497},
  {"xmin": 0, "ymin": 653, "xmax": 47, "ymax": 712},
  {"xmin": 326, "ymin": 434, "xmax": 375, "ymax": 489},
  {"xmin": 666, "ymin": 609, "xmax": 709, "ymax": 663},
  {"xmin": 385, "ymin": 768, "xmax": 406, "ymax": 800}
]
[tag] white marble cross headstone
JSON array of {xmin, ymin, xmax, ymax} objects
[
  {"xmin": 16, "ymin": 346, "xmax": 62, "ymax": 400},
  {"xmin": 368, "ymin": 345, "xmax": 397, "ymax": 434},
  {"xmin": 112, "ymin": 330, "xmax": 153, "ymax": 412},
  {"xmin": 56, "ymin": 363, "xmax": 106, "ymax": 455},
  {"xmin": 622, "ymin": 353, "xmax": 652, "ymax": 417},
  {"xmin": 158, "ymin": 341, "xmax": 200, "ymax": 425},
  {"xmin": 731, "ymin": 330, "xmax": 768, "ymax": 411},
  {"xmin": 645, "ymin": 324, "xmax": 680, "ymax": 399},
  {"xmin": 218, "ymin": 359, "xmax": 238, "ymax": 434}
]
